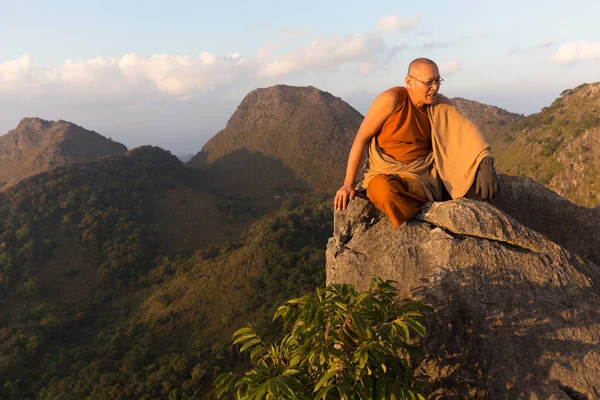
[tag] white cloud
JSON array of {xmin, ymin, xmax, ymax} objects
[
  {"xmin": 551, "ymin": 41, "xmax": 600, "ymax": 64},
  {"xmin": 439, "ymin": 60, "xmax": 462, "ymax": 76},
  {"xmin": 120, "ymin": 52, "xmax": 254, "ymax": 95},
  {"xmin": 0, "ymin": 53, "xmax": 256, "ymax": 103},
  {"xmin": 0, "ymin": 31, "xmax": 400, "ymax": 105},
  {"xmin": 377, "ymin": 15, "xmax": 420, "ymax": 33},
  {"xmin": 46, "ymin": 57, "xmax": 121, "ymax": 84},
  {"xmin": 0, "ymin": 55, "xmax": 33, "ymax": 83},
  {"xmin": 260, "ymin": 33, "xmax": 385, "ymax": 78}
]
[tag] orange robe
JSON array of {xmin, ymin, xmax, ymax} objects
[{"xmin": 366, "ymin": 87, "xmax": 432, "ymax": 227}]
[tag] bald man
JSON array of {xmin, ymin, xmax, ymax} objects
[{"xmin": 334, "ymin": 58, "xmax": 499, "ymax": 227}]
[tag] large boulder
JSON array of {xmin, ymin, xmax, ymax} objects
[
  {"xmin": 492, "ymin": 174, "xmax": 600, "ymax": 266},
  {"xmin": 326, "ymin": 193, "xmax": 600, "ymax": 399}
]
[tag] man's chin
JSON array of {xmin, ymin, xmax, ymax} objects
[{"xmin": 425, "ymin": 94, "xmax": 437, "ymax": 104}]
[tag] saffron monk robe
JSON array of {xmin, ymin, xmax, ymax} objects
[{"xmin": 334, "ymin": 57, "xmax": 499, "ymax": 227}]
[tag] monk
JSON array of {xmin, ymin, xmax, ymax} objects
[{"xmin": 334, "ymin": 57, "xmax": 499, "ymax": 227}]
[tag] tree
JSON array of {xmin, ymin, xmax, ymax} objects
[{"xmin": 215, "ymin": 275, "xmax": 431, "ymax": 399}]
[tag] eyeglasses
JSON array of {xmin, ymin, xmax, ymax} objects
[{"xmin": 409, "ymin": 76, "xmax": 444, "ymax": 88}]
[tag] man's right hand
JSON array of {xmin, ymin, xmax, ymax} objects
[
  {"xmin": 334, "ymin": 184, "xmax": 357, "ymax": 211},
  {"xmin": 475, "ymin": 156, "xmax": 500, "ymax": 200}
]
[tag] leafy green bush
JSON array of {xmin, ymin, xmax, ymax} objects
[{"xmin": 215, "ymin": 276, "xmax": 431, "ymax": 399}]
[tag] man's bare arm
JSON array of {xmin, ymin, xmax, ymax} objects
[{"xmin": 334, "ymin": 89, "xmax": 398, "ymax": 211}]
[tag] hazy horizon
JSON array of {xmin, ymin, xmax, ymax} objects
[{"xmin": 0, "ymin": 82, "xmax": 586, "ymax": 155}]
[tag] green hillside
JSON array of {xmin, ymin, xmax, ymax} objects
[
  {"xmin": 0, "ymin": 146, "xmax": 332, "ymax": 399},
  {"xmin": 492, "ymin": 82, "xmax": 600, "ymax": 206}
]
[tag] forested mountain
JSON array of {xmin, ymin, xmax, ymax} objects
[
  {"xmin": 451, "ymin": 96, "xmax": 523, "ymax": 148},
  {"xmin": 0, "ymin": 118, "xmax": 127, "ymax": 190},
  {"xmin": 492, "ymin": 83, "xmax": 600, "ymax": 207},
  {"xmin": 452, "ymin": 83, "xmax": 600, "ymax": 206},
  {"xmin": 0, "ymin": 146, "xmax": 331, "ymax": 398}
]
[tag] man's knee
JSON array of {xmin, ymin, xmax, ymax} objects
[
  {"xmin": 366, "ymin": 175, "xmax": 421, "ymax": 227},
  {"xmin": 367, "ymin": 174, "xmax": 426, "ymax": 203},
  {"xmin": 366, "ymin": 175, "xmax": 399, "ymax": 203}
]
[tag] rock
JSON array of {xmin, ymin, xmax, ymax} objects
[
  {"xmin": 326, "ymin": 194, "xmax": 600, "ymax": 399},
  {"xmin": 492, "ymin": 174, "xmax": 600, "ymax": 266}
]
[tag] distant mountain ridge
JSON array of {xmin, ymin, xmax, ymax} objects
[
  {"xmin": 0, "ymin": 117, "xmax": 127, "ymax": 189},
  {"xmin": 490, "ymin": 82, "xmax": 600, "ymax": 206},
  {"xmin": 449, "ymin": 87, "xmax": 600, "ymax": 207},
  {"xmin": 177, "ymin": 153, "xmax": 195, "ymax": 163},
  {"xmin": 189, "ymin": 85, "xmax": 364, "ymax": 202},
  {"xmin": 451, "ymin": 96, "xmax": 523, "ymax": 145}
]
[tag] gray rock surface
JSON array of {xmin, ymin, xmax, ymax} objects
[
  {"xmin": 327, "ymin": 195, "xmax": 600, "ymax": 399},
  {"xmin": 492, "ymin": 174, "xmax": 600, "ymax": 266}
]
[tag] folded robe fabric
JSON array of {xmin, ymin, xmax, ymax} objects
[{"xmin": 357, "ymin": 94, "xmax": 491, "ymax": 200}]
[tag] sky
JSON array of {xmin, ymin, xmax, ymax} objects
[{"xmin": 0, "ymin": 0, "xmax": 598, "ymax": 155}]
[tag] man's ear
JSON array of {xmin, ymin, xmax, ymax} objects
[{"xmin": 404, "ymin": 75, "xmax": 411, "ymax": 89}]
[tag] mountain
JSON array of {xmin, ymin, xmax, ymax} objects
[
  {"xmin": 189, "ymin": 85, "xmax": 363, "ymax": 205},
  {"xmin": 0, "ymin": 145, "xmax": 330, "ymax": 398},
  {"xmin": 0, "ymin": 117, "xmax": 127, "ymax": 189},
  {"xmin": 451, "ymin": 84, "xmax": 600, "ymax": 207},
  {"xmin": 491, "ymin": 82, "xmax": 600, "ymax": 207},
  {"xmin": 451, "ymin": 96, "xmax": 523, "ymax": 148},
  {"xmin": 177, "ymin": 153, "xmax": 195, "ymax": 163}
]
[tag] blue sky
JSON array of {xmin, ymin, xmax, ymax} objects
[{"xmin": 0, "ymin": 0, "xmax": 598, "ymax": 154}]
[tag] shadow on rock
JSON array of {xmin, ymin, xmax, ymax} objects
[
  {"xmin": 327, "ymin": 196, "xmax": 600, "ymax": 399},
  {"xmin": 412, "ymin": 265, "xmax": 600, "ymax": 399}
]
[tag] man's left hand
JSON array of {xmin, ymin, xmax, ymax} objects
[{"xmin": 476, "ymin": 156, "xmax": 500, "ymax": 200}]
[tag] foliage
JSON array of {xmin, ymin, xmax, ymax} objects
[
  {"xmin": 0, "ymin": 154, "xmax": 333, "ymax": 400},
  {"xmin": 0, "ymin": 146, "xmax": 190, "ymax": 297},
  {"xmin": 215, "ymin": 276, "xmax": 431, "ymax": 400},
  {"xmin": 492, "ymin": 82, "xmax": 600, "ymax": 206},
  {"xmin": 246, "ymin": 200, "xmax": 331, "ymax": 314}
]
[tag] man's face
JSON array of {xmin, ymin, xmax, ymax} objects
[{"xmin": 405, "ymin": 63, "xmax": 441, "ymax": 106}]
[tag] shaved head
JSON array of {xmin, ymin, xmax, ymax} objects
[
  {"xmin": 407, "ymin": 58, "xmax": 437, "ymax": 75},
  {"xmin": 405, "ymin": 58, "xmax": 441, "ymax": 108}
]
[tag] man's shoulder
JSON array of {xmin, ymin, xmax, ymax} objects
[
  {"xmin": 394, "ymin": 86, "xmax": 408, "ymax": 102},
  {"xmin": 383, "ymin": 86, "xmax": 407, "ymax": 97},
  {"xmin": 375, "ymin": 87, "xmax": 406, "ymax": 108}
]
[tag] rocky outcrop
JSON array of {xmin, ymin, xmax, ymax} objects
[
  {"xmin": 492, "ymin": 174, "xmax": 600, "ymax": 266},
  {"xmin": 326, "ymin": 186, "xmax": 600, "ymax": 398},
  {"xmin": 0, "ymin": 118, "xmax": 127, "ymax": 189}
]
